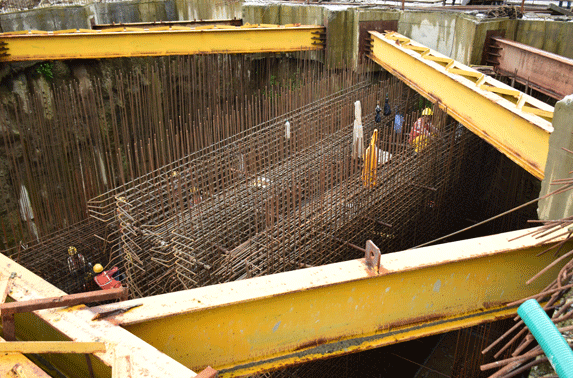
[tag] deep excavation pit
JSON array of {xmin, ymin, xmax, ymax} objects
[{"xmin": 1, "ymin": 53, "xmax": 539, "ymax": 377}]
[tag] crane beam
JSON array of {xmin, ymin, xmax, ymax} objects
[
  {"xmin": 367, "ymin": 31, "xmax": 554, "ymax": 180},
  {"xmin": 0, "ymin": 24, "xmax": 325, "ymax": 62},
  {"xmin": 94, "ymin": 227, "xmax": 569, "ymax": 377}
]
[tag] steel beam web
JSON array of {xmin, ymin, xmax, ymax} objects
[
  {"xmin": 0, "ymin": 24, "xmax": 325, "ymax": 62},
  {"xmin": 93, "ymin": 227, "xmax": 571, "ymax": 377}
]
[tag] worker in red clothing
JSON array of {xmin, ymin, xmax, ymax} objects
[
  {"xmin": 93, "ymin": 263, "xmax": 123, "ymax": 290},
  {"xmin": 408, "ymin": 108, "xmax": 437, "ymax": 153}
]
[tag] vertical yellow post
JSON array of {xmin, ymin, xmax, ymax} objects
[{"xmin": 362, "ymin": 129, "xmax": 378, "ymax": 188}]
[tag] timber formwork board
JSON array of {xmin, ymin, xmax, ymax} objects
[
  {"xmin": 91, "ymin": 227, "xmax": 570, "ymax": 377},
  {"xmin": 0, "ymin": 24, "xmax": 325, "ymax": 62},
  {"xmin": 368, "ymin": 31, "xmax": 554, "ymax": 180}
]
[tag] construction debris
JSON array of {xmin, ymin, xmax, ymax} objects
[
  {"xmin": 485, "ymin": 5, "xmax": 523, "ymax": 19},
  {"xmin": 481, "ymin": 173, "xmax": 573, "ymax": 378}
]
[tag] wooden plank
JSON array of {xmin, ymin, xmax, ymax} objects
[
  {"xmin": 549, "ymin": 3, "xmax": 573, "ymax": 16},
  {"xmin": 0, "ymin": 287, "xmax": 127, "ymax": 315},
  {"xmin": 0, "ymin": 341, "xmax": 106, "ymax": 354}
]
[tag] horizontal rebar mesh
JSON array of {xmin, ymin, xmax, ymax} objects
[{"xmin": 2, "ymin": 218, "xmax": 108, "ymax": 293}]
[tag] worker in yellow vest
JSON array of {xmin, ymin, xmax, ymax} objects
[{"xmin": 408, "ymin": 108, "xmax": 436, "ymax": 153}]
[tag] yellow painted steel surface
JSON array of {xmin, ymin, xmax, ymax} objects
[
  {"xmin": 92, "ymin": 227, "xmax": 571, "ymax": 377},
  {"xmin": 0, "ymin": 337, "xmax": 51, "ymax": 378},
  {"xmin": 0, "ymin": 341, "xmax": 106, "ymax": 354},
  {"xmin": 368, "ymin": 31, "xmax": 553, "ymax": 180},
  {"xmin": 0, "ymin": 24, "xmax": 324, "ymax": 62}
]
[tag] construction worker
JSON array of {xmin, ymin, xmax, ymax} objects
[
  {"xmin": 93, "ymin": 264, "xmax": 123, "ymax": 290},
  {"xmin": 393, "ymin": 107, "xmax": 404, "ymax": 134},
  {"xmin": 67, "ymin": 246, "xmax": 88, "ymax": 292},
  {"xmin": 383, "ymin": 95, "xmax": 392, "ymax": 116},
  {"xmin": 408, "ymin": 107, "xmax": 436, "ymax": 153}
]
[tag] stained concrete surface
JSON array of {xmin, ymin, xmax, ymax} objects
[{"xmin": 538, "ymin": 94, "xmax": 573, "ymax": 221}]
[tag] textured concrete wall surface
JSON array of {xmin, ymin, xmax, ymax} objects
[
  {"xmin": 0, "ymin": 5, "xmax": 93, "ymax": 32},
  {"xmin": 398, "ymin": 11, "xmax": 478, "ymax": 64},
  {"xmin": 0, "ymin": 0, "xmax": 240, "ymax": 32},
  {"xmin": 538, "ymin": 95, "xmax": 573, "ymax": 220},
  {"xmin": 93, "ymin": 0, "xmax": 177, "ymax": 25},
  {"xmin": 515, "ymin": 19, "xmax": 573, "ymax": 60}
]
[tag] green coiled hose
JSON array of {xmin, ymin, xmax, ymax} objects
[{"xmin": 518, "ymin": 299, "xmax": 573, "ymax": 378}]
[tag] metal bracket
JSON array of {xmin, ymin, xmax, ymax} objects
[
  {"xmin": 0, "ymin": 41, "xmax": 9, "ymax": 58},
  {"xmin": 364, "ymin": 240, "xmax": 381, "ymax": 274}
]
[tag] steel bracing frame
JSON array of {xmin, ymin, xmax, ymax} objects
[
  {"xmin": 0, "ymin": 24, "xmax": 324, "ymax": 62},
  {"xmin": 367, "ymin": 31, "xmax": 554, "ymax": 180}
]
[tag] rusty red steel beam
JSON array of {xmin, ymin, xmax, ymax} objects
[
  {"xmin": 0, "ymin": 287, "xmax": 127, "ymax": 341},
  {"xmin": 492, "ymin": 37, "xmax": 573, "ymax": 100},
  {"xmin": 92, "ymin": 19, "xmax": 242, "ymax": 30},
  {"xmin": 0, "ymin": 287, "xmax": 128, "ymax": 315}
]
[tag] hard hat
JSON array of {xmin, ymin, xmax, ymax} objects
[
  {"xmin": 422, "ymin": 108, "xmax": 433, "ymax": 116},
  {"xmin": 68, "ymin": 246, "xmax": 77, "ymax": 256},
  {"xmin": 93, "ymin": 264, "xmax": 104, "ymax": 274}
]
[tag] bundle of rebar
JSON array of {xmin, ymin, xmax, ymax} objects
[{"xmin": 480, "ymin": 176, "xmax": 573, "ymax": 378}]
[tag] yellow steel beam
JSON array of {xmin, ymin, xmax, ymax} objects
[
  {"xmin": 0, "ymin": 341, "xmax": 106, "ymax": 354},
  {"xmin": 92, "ymin": 227, "xmax": 570, "ymax": 377},
  {"xmin": 0, "ymin": 24, "xmax": 325, "ymax": 62},
  {"xmin": 368, "ymin": 31, "xmax": 554, "ymax": 180}
]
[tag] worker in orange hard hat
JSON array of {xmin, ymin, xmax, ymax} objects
[
  {"xmin": 408, "ymin": 107, "xmax": 437, "ymax": 153},
  {"xmin": 93, "ymin": 263, "xmax": 123, "ymax": 290}
]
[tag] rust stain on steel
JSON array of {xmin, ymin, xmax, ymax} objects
[
  {"xmin": 492, "ymin": 36, "xmax": 573, "ymax": 99},
  {"xmin": 294, "ymin": 338, "xmax": 329, "ymax": 352},
  {"xmin": 483, "ymin": 301, "xmax": 510, "ymax": 309},
  {"xmin": 383, "ymin": 312, "xmax": 448, "ymax": 331},
  {"xmin": 219, "ymin": 306, "xmax": 518, "ymax": 376}
]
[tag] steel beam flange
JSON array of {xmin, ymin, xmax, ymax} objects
[{"xmin": 93, "ymin": 227, "xmax": 571, "ymax": 377}]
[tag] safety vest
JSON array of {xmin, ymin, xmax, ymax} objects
[{"xmin": 94, "ymin": 267, "xmax": 122, "ymax": 290}]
